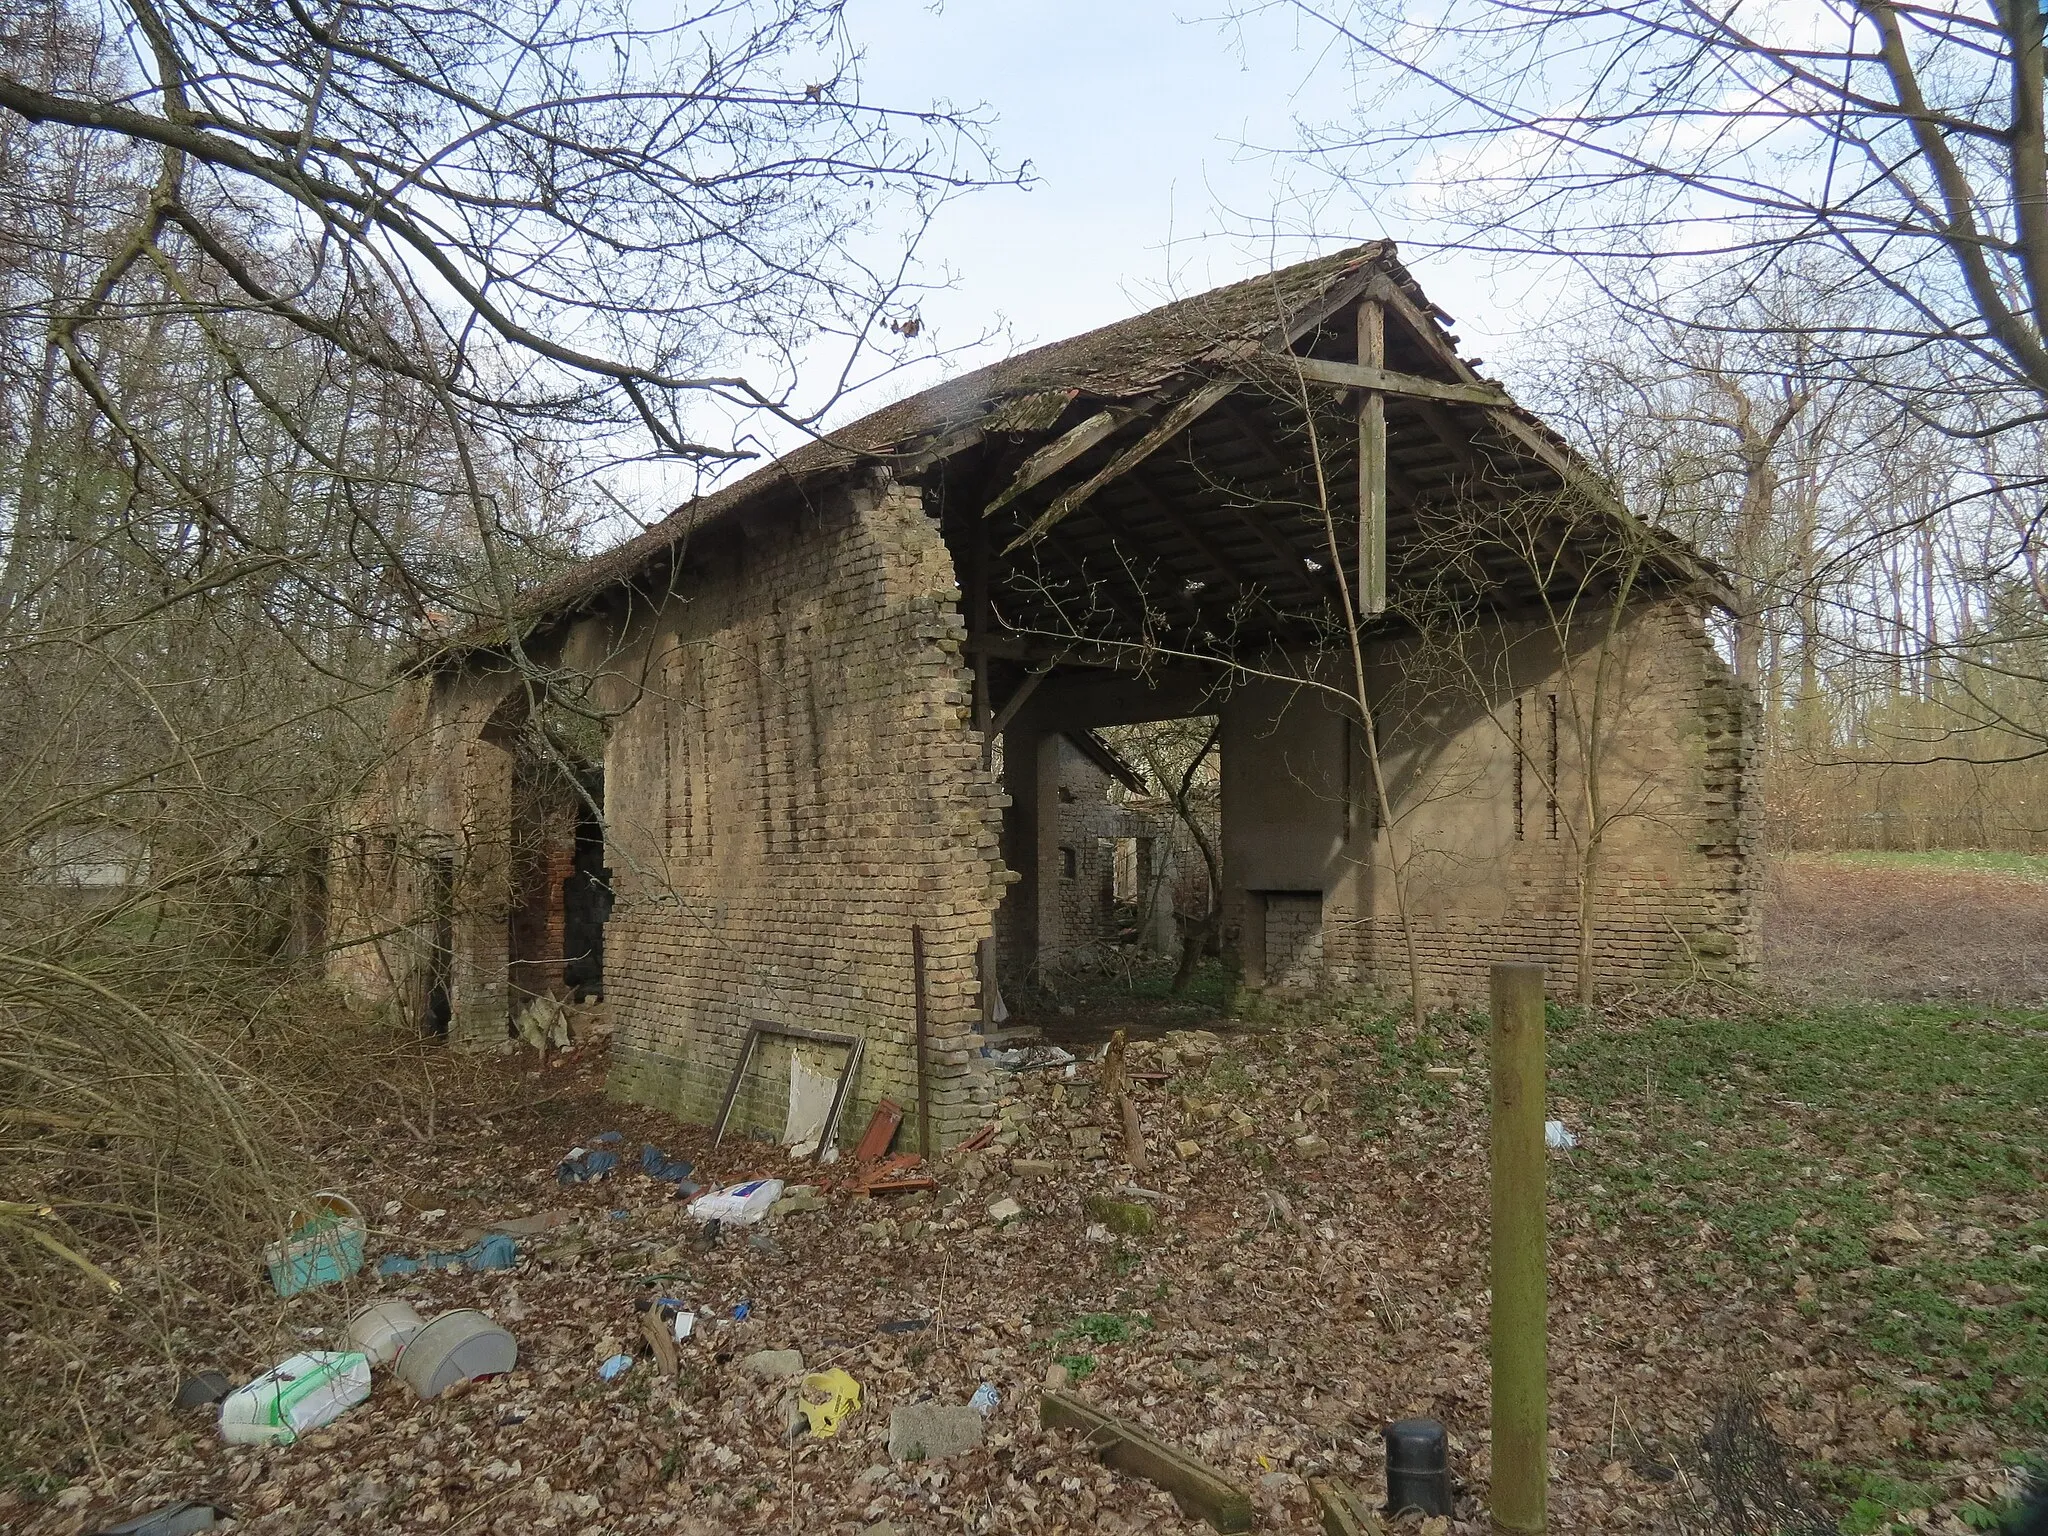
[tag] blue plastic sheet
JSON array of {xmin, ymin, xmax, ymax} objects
[{"xmin": 376, "ymin": 1232, "xmax": 517, "ymax": 1278}]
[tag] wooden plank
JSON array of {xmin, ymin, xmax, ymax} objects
[
  {"xmin": 708, "ymin": 1024, "xmax": 764, "ymax": 1149},
  {"xmin": 1356, "ymin": 299, "xmax": 1388, "ymax": 618},
  {"xmin": 1364, "ymin": 274, "xmax": 1632, "ymax": 523},
  {"xmin": 852, "ymin": 1099, "xmax": 903, "ymax": 1163},
  {"xmin": 980, "ymin": 408, "xmax": 1129, "ymax": 519},
  {"xmin": 1002, "ymin": 379, "xmax": 1237, "ymax": 555},
  {"xmin": 1275, "ymin": 354, "xmax": 1509, "ymax": 408},
  {"xmin": 1040, "ymin": 1391, "xmax": 1252, "ymax": 1532},
  {"xmin": 1310, "ymin": 1476, "xmax": 1387, "ymax": 1536},
  {"xmin": 989, "ymin": 666, "xmax": 1051, "ymax": 739}
]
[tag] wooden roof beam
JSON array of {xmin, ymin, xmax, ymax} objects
[
  {"xmin": 1001, "ymin": 379, "xmax": 1238, "ymax": 555},
  {"xmin": 1273, "ymin": 355, "xmax": 1510, "ymax": 409},
  {"xmin": 1211, "ymin": 401, "xmax": 1358, "ymax": 599},
  {"xmin": 1127, "ymin": 467, "xmax": 1301, "ymax": 635},
  {"xmin": 980, "ymin": 406, "xmax": 1134, "ymax": 520},
  {"xmin": 1085, "ymin": 497, "xmax": 1208, "ymax": 621}
]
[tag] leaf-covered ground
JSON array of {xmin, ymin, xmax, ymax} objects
[{"xmin": 2, "ymin": 985, "xmax": 2042, "ymax": 1536}]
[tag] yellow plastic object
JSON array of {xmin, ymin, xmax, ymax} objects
[{"xmin": 797, "ymin": 1369, "xmax": 861, "ymax": 1438}]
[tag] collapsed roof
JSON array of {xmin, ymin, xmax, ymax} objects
[{"xmin": 432, "ymin": 242, "xmax": 1718, "ymax": 669}]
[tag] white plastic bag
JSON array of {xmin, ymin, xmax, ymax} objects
[
  {"xmin": 686, "ymin": 1178, "xmax": 785, "ymax": 1226},
  {"xmin": 1544, "ymin": 1120, "xmax": 1578, "ymax": 1150},
  {"xmin": 219, "ymin": 1351, "xmax": 371, "ymax": 1445}
]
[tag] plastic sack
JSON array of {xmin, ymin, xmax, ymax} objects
[
  {"xmin": 1544, "ymin": 1120, "xmax": 1578, "ymax": 1150},
  {"xmin": 686, "ymin": 1179, "xmax": 785, "ymax": 1227},
  {"xmin": 219, "ymin": 1352, "xmax": 371, "ymax": 1446}
]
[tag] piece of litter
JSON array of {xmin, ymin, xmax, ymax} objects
[
  {"xmin": 1544, "ymin": 1120, "xmax": 1578, "ymax": 1150},
  {"xmin": 798, "ymin": 1368, "xmax": 862, "ymax": 1437},
  {"xmin": 597, "ymin": 1354, "xmax": 634, "ymax": 1381},
  {"xmin": 970, "ymin": 1382, "xmax": 999, "ymax": 1417},
  {"xmin": 686, "ymin": 1179, "xmax": 785, "ymax": 1227}
]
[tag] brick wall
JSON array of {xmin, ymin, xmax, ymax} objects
[
  {"xmin": 598, "ymin": 473, "xmax": 1009, "ymax": 1147},
  {"xmin": 1049, "ymin": 737, "xmax": 1144, "ymax": 964},
  {"xmin": 1315, "ymin": 594, "xmax": 1756, "ymax": 1004},
  {"xmin": 1264, "ymin": 892, "xmax": 1326, "ymax": 988},
  {"xmin": 326, "ymin": 669, "xmax": 529, "ymax": 1048}
]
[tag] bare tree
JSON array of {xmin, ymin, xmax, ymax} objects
[
  {"xmin": 1243, "ymin": 0, "xmax": 2048, "ymax": 440},
  {"xmin": 0, "ymin": 0, "xmax": 1014, "ymax": 1317}
]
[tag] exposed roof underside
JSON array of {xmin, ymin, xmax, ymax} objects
[{"xmin": 434, "ymin": 242, "xmax": 1717, "ymax": 671}]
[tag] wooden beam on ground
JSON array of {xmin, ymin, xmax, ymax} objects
[
  {"xmin": 1002, "ymin": 379, "xmax": 1237, "ymax": 555},
  {"xmin": 1310, "ymin": 1477, "xmax": 1387, "ymax": 1536},
  {"xmin": 1274, "ymin": 354, "xmax": 1510, "ymax": 408},
  {"xmin": 981, "ymin": 408, "xmax": 1131, "ymax": 520},
  {"xmin": 1041, "ymin": 1391, "xmax": 1252, "ymax": 1533}
]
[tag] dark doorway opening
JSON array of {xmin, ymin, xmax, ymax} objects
[
  {"xmin": 424, "ymin": 854, "xmax": 453, "ymax": 1039},
  {"xmin": 562, "ymin": 770, "xmax": 610, "ymax": 1002}
]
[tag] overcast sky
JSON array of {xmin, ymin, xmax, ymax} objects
[{"xmin": 826, "ymin": 1, "xmax": 1531, "ymax": 418}]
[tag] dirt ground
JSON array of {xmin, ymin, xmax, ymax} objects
[
  {"xmin": 1762, "ymin": 854, "xmax": 2048, "ymax": 1007},
  {"xmin": 5, "ymin": 988, "xmax": 2036, "ymax": 1536}
]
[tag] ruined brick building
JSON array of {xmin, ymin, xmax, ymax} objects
[{"xmin": 327, "ymin": 244, "xmax": 1755, "ymax": 1149}]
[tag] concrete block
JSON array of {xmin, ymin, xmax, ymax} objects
[{"xmin": 889, "ymin": 1402, "xmax": 984, "ymax": 1462}]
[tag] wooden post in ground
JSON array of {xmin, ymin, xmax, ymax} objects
[{"xmin": 1490, "ymin": 961, "xmax": 1548, "ymax": 1534}]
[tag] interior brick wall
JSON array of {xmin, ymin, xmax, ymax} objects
[{"xmin": 1320, "ymin": 594, "xmax": 1756, "ymax": 1003}]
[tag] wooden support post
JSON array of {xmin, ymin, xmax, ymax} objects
[
  {"xmin": 1041, "ymin": 1391, "xmax": 1252, "ymax": 1532},
  {"xmin": 912, "ymin": 924, "xmax": 932, "ymax": 1157},
  {"xmin": 1490, "ymin": 961, "xmax": 1549, "ymax": 1534},
  {"xmin": 971, "ymin": 522, "xmax": 994, "ymax": 768},
  {"xmin": 1356, "ymin": 299, "xmax": 1388, "ymax": 618}
]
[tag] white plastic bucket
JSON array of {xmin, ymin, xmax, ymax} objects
[{"xmin": 345, "ymin": 1299, "xmax": 426, "ymax": 1367}]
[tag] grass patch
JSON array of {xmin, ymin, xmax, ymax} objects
[
  {"xmin": 1792, "ymin": 849, "xmax": 2048, "ymax": 883},
  {"xmin": 1547, "ymin": 999, "xmax": 2048, "ymax": 1438}
]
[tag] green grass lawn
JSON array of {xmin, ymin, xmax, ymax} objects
[
  {"xmin": 1547, "ymin": 1001, "xmax": 2046, "ymax": 1426},
  {"xmin": 1546, "ymin": 998, "xmax": 2048, "ymax": 1530},
  {"xmin": 1788, "ymin": 848, "xmax": 2048, "ymax": 882}
]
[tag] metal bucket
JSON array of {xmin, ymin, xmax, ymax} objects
[
  {"xmin": 395, "ymin": 1309, "xmax": 517, "ymax": 1399},
  {"xmin": 344, "ymin": 1299, "xmax": 426, "ymax": 1367}
]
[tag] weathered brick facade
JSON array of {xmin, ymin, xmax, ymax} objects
[
  {"xmin": 1224, "ymin": 595, "xmax": 1756, "ymax": 1004},
  {"xmin": 328, "ymin": 245, "xmax": 1758, "ymax": 1145},
  {"xmin": 594, "ymin": 474, "xmax": 1009, "ymax": 1143}
]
